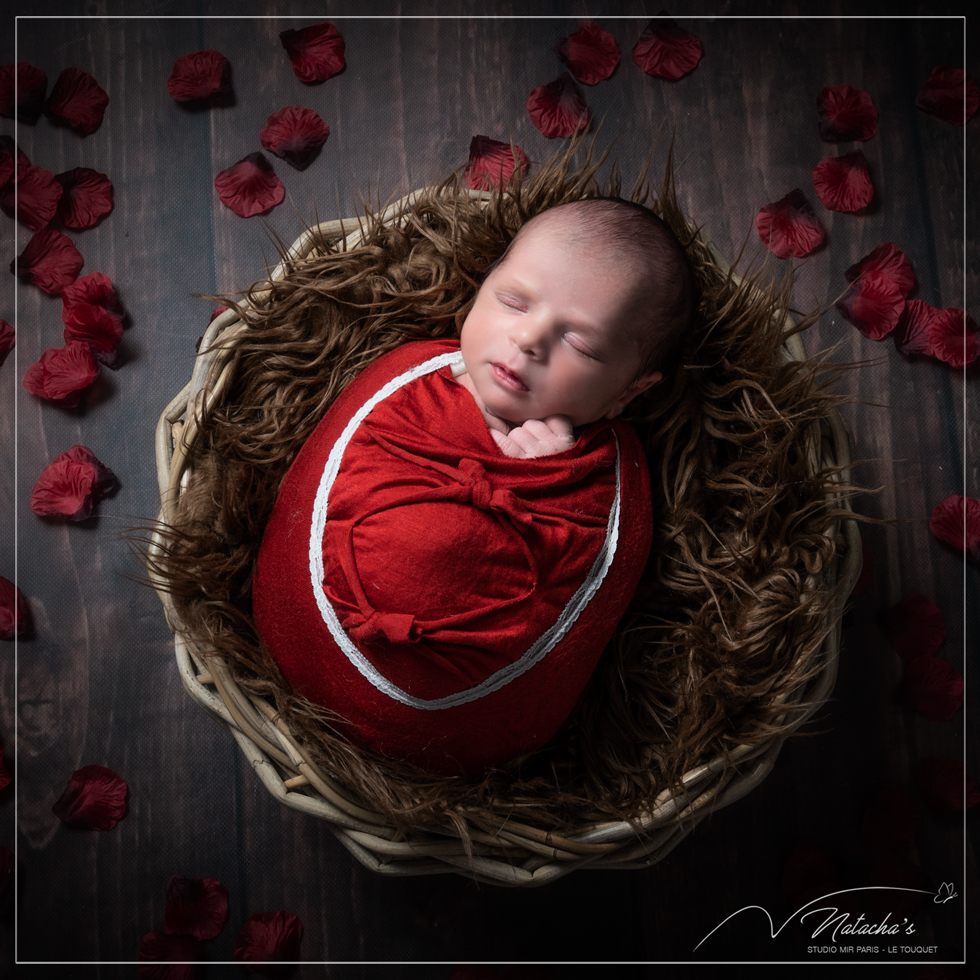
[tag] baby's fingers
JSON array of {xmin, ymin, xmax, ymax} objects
[{"xmin": 490, "ymin": 428, "xmax": 526, "ymax": 459}]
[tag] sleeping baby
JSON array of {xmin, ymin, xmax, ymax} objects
[{"xmin": 252, "ymin": 197, "xmax": 694, "ymax": 775}]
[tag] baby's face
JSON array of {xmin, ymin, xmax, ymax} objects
[{"xmin": 459, "ymin": 222, "xmax": 661, "ymax": 428}]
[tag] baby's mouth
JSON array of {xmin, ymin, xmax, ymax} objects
[{"xmin": 491, "ymin": 362, "xmax": 528, "ymax": 392}]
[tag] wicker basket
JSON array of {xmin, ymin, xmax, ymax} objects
[{"xmin": 149, "ymin": 189, "xmax": 862, "ymax": 887}]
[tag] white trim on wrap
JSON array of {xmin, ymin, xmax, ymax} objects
[{"xmin": 308, "ymin": 350, "xmax": 621, "ymax": 710}]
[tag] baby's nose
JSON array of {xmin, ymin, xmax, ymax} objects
[{"xmin": 513, "ymin": 319, "xmax": 548, "ymax": 356}]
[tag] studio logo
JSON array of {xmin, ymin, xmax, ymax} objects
[{"xmin": 694, "ymin": 882, "xmax": 958, "ymax": 954}]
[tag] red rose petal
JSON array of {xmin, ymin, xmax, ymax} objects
[
  {"xmin": 928, "ymin": 308, "xmax": 978, "ymax": 369},
  {"xmin": 836, "ymin": 270, "xmax": 906, "ymax": 340},
  {"xmin": 138, "ymin": 930, "xmax": 201, "ymax": 980},
  {"xmin": 812, "ymin": 150, "xmax": 873, "ymax": 212},
  {"xmin": 167, "ymin": 50, "xmax": 230, "ymax": 103},
  {"xmin": 915, "ymin": 66, "xmax": 979, "ymax": 126},
  {"xmin": 845, "ymin": 243, "xmax": 915, "ymax": 297},
  {"xmin": 32, "ymin": 445, "xmax": 117, "ymax": 519},
  {"xmin": 45, "ymin": 67, "xmax": 109, "ymax": 135},
  {"xmin": 632, "ymin": 17, "xmax": 703, "ymax": 80},
  {"xmin": 11, "ymin": 229, "xmax": 84, "ymax": 294},
  {"xmin": 55, "ymin": 168, "xmax": 114, "ymax": 229},
  {"xmin": 0, "ymin": 134, "xmax": 30, "ymax": 188},
  {"xmin": 863, "ymin": 851, "xmax": 924, "ymax": 918},
  {"xmin": 260, "ymin": 105, "xmax": 330, "ymax": 170},
  {"xmin": 860, "ymin": 789, "xmax": 922, "ymax": 849},
  {"xmin": 52, "ymin": 764, "xmax": 127, "ymax": 829},
  {"xmin": 817, "ymin": 84, "xmax": 878, "ymax": 141},
  {"xmin": 0, "ymin": 165, "xmax": 64, "ymax": 231},
  {"xmin": 23, "ymin": 343, "xmax": 99, "ymax": 408},
  {"xmin": 918, "ymin": 758, "xmax": 980, "ymax": 813},
  {"xmin": 280, "ymin": 22, "xmax": 345, "ymax": 83},
  {"xmin": 464, "ymin": 135, "xmax": 530, "ymax": 192},
  {"xmin": 779, "ymin": 844, "xmax": 837, "ymax": 905},
  {"xmin": 901, "ymin": 654, "xmax": 963, "ymax": 722},
  {"xmin": 0, "ymin": 62, "xmax": 47, "ymax": 124},
  {"xmin": 0, "ymin": 573, "xmax": 29, "ymax": 640},
  {"xmin": 62, "ymin": 272, "xmax": 125, "ymax": 364},
  {"xmin": 214, "ymin": 152, "xmax": 284, "ymax": 218},
  {"xmin": 0, "ymin": 748, "xmax": 9, "ymax": 792},
  {"xmin": 929, "ymin": 494, "xmax": 980, "ymax": 560},
  {"xmin": 209, "ymin": 306, "xmax": 229, "ymax": 322},
  {"xmin": 881, "ymin": 594, "xmax": 945, "ymax": 661},
  {"xmin": 235, "ymin": 911, "xmax": 303, "ymax": 974},
  {"xmin": 527, "ymin": 72, "xmax": 589, "ymax": 139},
  {"xmin": 164, "ymin": 875, "xmax": 229, "ymax": 941},
  {"xmin": 0, "ymin": 318, "xmax": 13, "ymax": 368},
  {"xmin": 754, "ymin": 189, "xmax": 825, "ymax": 259},
  {"xmin": 894, "ymin": 299, "xmax": 940, "ymax": 357},
  {"xmin": 557, "ymin": 21, "xmax": 620, "ymax": 85}
]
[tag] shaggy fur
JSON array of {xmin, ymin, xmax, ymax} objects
[{"xmin": 147, "ymin": 142, "xmax": 857, "ymax": 835}]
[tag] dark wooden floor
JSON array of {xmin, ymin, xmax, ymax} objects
[{"xmin": 1, "ymin": 2, "xmax": 976, "ymax": 977}]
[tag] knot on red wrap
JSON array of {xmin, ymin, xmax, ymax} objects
[
  {"xmin": 455, "ymin": 458, "xmax": 532, "ymax": 530},
  {"xmin": 345, "ymin": 609, "xmax": 418, "ymax": 644}
]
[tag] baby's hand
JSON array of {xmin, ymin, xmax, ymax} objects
[{"xmin": 491, "ymin": 415, "xmax": 575, "ymax": 459}]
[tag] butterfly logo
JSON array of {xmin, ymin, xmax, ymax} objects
[{"xmin": 934, "ymin": 882, "xmax": 958, "ymax": 904}]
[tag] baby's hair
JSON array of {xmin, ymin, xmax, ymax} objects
[{"xmin": 501, "ymin": 197, "xmax": 694, "ymax": 378}]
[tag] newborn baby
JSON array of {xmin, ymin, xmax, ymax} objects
[{"xmin": 253, "ymin": 197, "xmax": 693, "ymax": 775}]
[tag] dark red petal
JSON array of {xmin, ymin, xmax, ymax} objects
[
  {"xmin": 10, "ymin": 229, "xmax": 84, "ymax": 294},
  {"xmin": 929, "ymin": 494, "xmax": 980, "ymax": 560},
  {"xmin": 632, "ymin": 17, "xmax": 703, "ymax": 80},
  {"xmin": 0, "ymin": 134, "xmax": 31, "ymax": 188},
  {"xmin": 527, "ymin": 72, "xmax": 589, "ymax": 139},
  {"xmin": 214, "ymin": 152, "xmax": 284, "ymax": 218},
  {"xmin": 836, "ymin": 270, "xmax": 905, "ymax": 340},
  {"xmin": 817, "ymin": 84, "xmax": 878, "ymax": 141},
  {"xmin": 918, "ymin": 758, "xmax": 980, "ymax": 813},
  {"xmin": 0, "ymin": 748, "xmax": 8, "ymax": 792},
  {"xmin": 915, "ymin": 66, "xmax": 979, "ymax": 126},
  {"xmin": 55, "ymin": 168, "xmax": 114, "ymax": 229},
  {"xmin": 259, "ymin": 106, "xmax": 330, "ymax": 170},
  {"xmin": 0, "ymin": 62, "xmax": 47, "ymax": 123},
  {"xmin": 138, "ymin": 930, "xmax": 201, "ymax": 980},
  {"xmin": 863, "ymin": 851, "xmax": 924, "ymax": 918},
  {"xmin": 811, "ymin": 150, "xmax": 873, "ymax": 212},
  {"xmin": 52, "ymin": 445, "xmax": 118, "ymax": 499},
  {"xmin": 844, "ymin": 242, "xmax": 915, "ymax": 296},
  {"xmin": 234, "ymin": 911, "xmax": 303, "ymax": 974},
  {"xmin": 0, "ymin": 318, "xmax": 14, "ymax": 368},
  {"xmin": 557, "ymin": 21, "xmax": 620, "ymax": 85},
  {"xmin": 849, "ymin": 536, "xmax": 873, "ymax": 598},
  {"xmin": 928, "ymin": 308, "xmax": 978, "ymax": 369},
  {"xmin": 23, "ymin": 343, "xmax": 99, "ymax": 409},
  {"xmin": 280, "ymin": 23, "xmax": 345, "ymax": 83},
  {"xmin": 62, "ymin": 272, "xmax": 125, "ymax": 364},
  {"xmin": 464, "ymin": 135, "xmax": 530, "ymax": 191},
  {"xmin": 860, "ymin": 789, "xmax": 922, "ymax": 849},
  {"xmin": 0, "ymin": 574, "xmax": 29, "ymax": 640},
  {"xmin": 52, "ymin": 764, "xmax": 127, "ymax": 829},
  {"xmin": 0, "ymin": 165, "xmax": 64, "ymax": 231},
  {"xmin": 754, "ymin": 189, "xmax": 825, "ymax": 259},
  {"xmin": 167, "ymin": 50, "xmax": 230, "ymax": 102},
  {"xmin": 164, "ymin": 875, "xmax": 229, "ymax": 941},
  {"xmin": 894, "ymin": 299, "xmax": 940, "ymax": 357},
  {"xmin": 779, "ymin": 844, "xmax": 837, "ymax": 905},
  {"xmin": 901, "ymin": 654, "xmax": 963, "ymax": 722},
  {"xmin": 30, "ymin": 448, "xmax": 107, "ymax": 520},
  {"xmin": 209, "ymin": 306, "xmax": 229, "ymax": 322},
  {"xmin": 881, "ymin": 594, "xmax": 945, "ymax": 661},
  {"xmin": 45, "ymin": 67, "xmax": 109, "ymax": 135},
  {"xmin": 63, "ymin": 271, "xmax": 124, "ymax": 321}
]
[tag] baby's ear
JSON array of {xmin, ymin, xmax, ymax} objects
[{"xmin": 605, "ymin": 372, "xmax": 662, "ymax": 419}]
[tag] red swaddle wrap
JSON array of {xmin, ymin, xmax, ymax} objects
[{"xmin": 253, "ymin": 339, "xmax": 653, "ymax": 775}]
